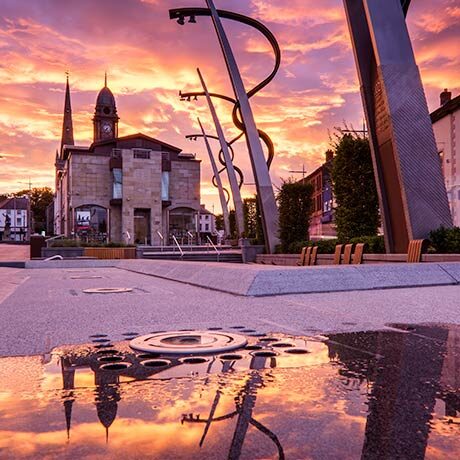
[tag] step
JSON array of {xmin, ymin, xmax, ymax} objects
[{"xmin": 142, "ymin": 252, "xmax": 243, "ymax": 263}]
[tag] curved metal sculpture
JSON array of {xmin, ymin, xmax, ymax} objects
[
  {"xmin": 344, "ymin": 0, "xmax": 452, "ymax": 252},
  {"xmin": 188, "ymin": 118, "xmax": 231, "ymax": 237},
  {"xmin": 401, "ymin": 0, "xmax": 411, "ymax": 16},
  {"xmin": 186, "ymin": 133, "xmax": 244, "ymax": 196},
  {"xmin": 197, "ymin": 68, "xmax": 245, "ymax": 237},
  {"xmin": 173, "ymin": 7, "xmax": 279, "ymax": 170},
  {"xmin": 170, "ymin": 1, "xmax": 280, "ymax": 252}
]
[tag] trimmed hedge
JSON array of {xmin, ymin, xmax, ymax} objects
[
  {"xmin": 275, "ymin": 235, "xmax": 385, "ymax": 255},
  {"xmin": 429, "ymin": 226, "xmax": 460, "ymax": 254},
  {"xmin": 49, "ymin": 239, "xmax": 135, "ymax": 248}
]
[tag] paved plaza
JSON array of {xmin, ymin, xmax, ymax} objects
[{"xmin": 1, "ymin": 262, "xmax": 460, "ymax": 357}]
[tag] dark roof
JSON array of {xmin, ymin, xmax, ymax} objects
[
  {"xmin": 0, "ymin": 197, "xmax": 29, "ymax": 210},
  {"xmin": 96, "ymin": 86, "xmax": 116, "ymax": 107},
  {"xmin": 89, "ymin": 133, "xmax": 182, "ymax": 153},
  {"xmin": 431, "ymin": 94, "xmax": 460, "ymax": 123}
]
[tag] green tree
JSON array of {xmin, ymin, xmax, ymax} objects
[
  {"xmin": 243, "ymin": 196, "xmax": 264, "ymax": 244},
  {"xmin": 14, "ymin": 187, "xmax": 54, "ymax": 232},
  {"xmin": 277, "ymin": 179, "xmax": 313, "ymax": 253},
  {"xmin": 331, "ymin": 134, "xmax": 380, "ymax": 241},
  {"xmin": 215, "ymin": 213, "xmax": 223, "ymax": 231}
]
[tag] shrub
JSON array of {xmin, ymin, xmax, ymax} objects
[
  {"xmin": 311, "ymin": 239, "xmax": 338, "ymax": 254},
  {"xmin": 429, "ymin": 226, "xmax": 460, "ymax": 254},
  {"xmin": 287, "ymin": 240, "xmax": 310, "ymax": 254},
  {"xmin": 49, "ymin": 239, "xmax": 79, "ymax": 247},
  {"xmin": 331, "ymin": 133, "xmax": 380, "ymax": 241},
  {"xmin": 277, "ymin": 179, "xmax": 314, "ymax": 253},
  {"xmin": 349, "ymin": 235, "xmax": 385, "ymax": 254}
]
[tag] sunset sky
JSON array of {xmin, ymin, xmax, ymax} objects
[{"xmin": 0, "ymin": 0, "xmax": 458, "ymax": 210}]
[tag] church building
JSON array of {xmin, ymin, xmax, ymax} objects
[{"xmin": 54, "ymin": 76, "xmax": 201, "ymax": 245}]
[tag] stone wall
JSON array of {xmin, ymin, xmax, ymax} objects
[
  {"xmin": 70, "ymin": 153, "xmax": 111, "ymax": 209},
  {"xmin": 121, "ymin": 149, "xmax": 162, "ymax": 245}
]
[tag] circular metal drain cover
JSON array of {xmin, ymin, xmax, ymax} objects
[
  {"xmin": 130, "ymin": 330, "xmax": 247, "ymax": 355},
  {"xmin": 83, "ymin": 287, "xmax": 132, "ymax": 294}
]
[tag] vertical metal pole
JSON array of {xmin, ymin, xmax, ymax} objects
[
  {"xmin": 205, "ymin": 0, "xmax": 279, "ymax": 253},
  {"xmin": 197, "ymin": 68, "xmax": 244, "ymax": 238},
  {"xmin": 197, "ymin": 118, "xmax": 231, "ymax": 238}
]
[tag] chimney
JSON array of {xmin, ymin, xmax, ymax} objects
[
  {"xmin": 325, "ymin": 150, "xmax": 334, "ymax": 163},
  {"xmin": 440, "ymin": 89, "xmax": 452, "ymax": 106}
]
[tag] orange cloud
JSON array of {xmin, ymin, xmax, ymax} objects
[{"xmin": 0, "ymin": 0, "xmax": 458, "ymax": 213}]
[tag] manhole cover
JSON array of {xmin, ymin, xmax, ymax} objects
[
  {"xmin": 83, "ymin": 287, "xmax": 133, "ymax": 294},
  {"xmin": 130, "ymin": 330, "xmax": 247, "ymax": 355}
]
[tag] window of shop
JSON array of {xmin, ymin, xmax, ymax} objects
[{"xmin": 74, "ymin": 205, "xmax": 108, "ymax": 242}]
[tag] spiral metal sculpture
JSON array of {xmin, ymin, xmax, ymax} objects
[
  {"xmin": 186, "ymin": 133, "xmax": 244, "ymax": 205},
  {"xmin": 171, "ymin": 7, "xmax": 280, "ymax": 174}
]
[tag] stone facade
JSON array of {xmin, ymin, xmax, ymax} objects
[
  {"xmin": 431, "ymin": 90, "xmax": 460, "ymax": 226},
  {"xmin": 53, "ymin": 79, "xmax": 201, "ymax": 245}
]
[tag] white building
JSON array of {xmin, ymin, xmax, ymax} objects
[
  {"xmin": 431, "ymin": 89, "xmax": 460, "ymax": 226},
  {"xmin": 198, "ymin": 204, "xmax": 216, "ymax": 236},
  {"xmin": 0, "ymin": 196, "xmax": 30, "ymax": 241}
]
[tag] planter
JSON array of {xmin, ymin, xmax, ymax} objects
[
  {"xmin": 83, "ymin": 247, "xmax": 136, "ymax": 260},
  {"xmin": 41, "ymin": 247, "xmax": 85, "ymax": 259}
]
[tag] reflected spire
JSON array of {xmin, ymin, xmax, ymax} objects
[{"xmin": 104, "ymin": 71, "xmax": 107, "ymax": 88}]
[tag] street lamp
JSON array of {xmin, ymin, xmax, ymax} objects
[{"xmin": 170, "ymin": 1, "xmax": 281, "ymax": 253}]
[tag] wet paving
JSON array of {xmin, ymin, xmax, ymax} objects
[{"xmin": 0, "ymin": 324, "xmax": 459, "ymax": 459}]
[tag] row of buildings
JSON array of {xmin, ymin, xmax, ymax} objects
[
  {"xmin": 0, "ymin": 196, "xmax": 30, "ymax": 242},
  {"xmin": 305, "ymin": 88, "xmax": 460, "ymax": 238},
  {"xmin": 52, "ymin": 76, "xmax": 217, "ymax": 245}
]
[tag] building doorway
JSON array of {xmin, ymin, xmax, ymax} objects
[{"xmin": 134, "ymin": 208, "xmax": 151, "ymax": 245}]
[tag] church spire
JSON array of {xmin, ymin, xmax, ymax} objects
[
  {"xmin": 60, "ymin": 73, "xmax": 74, "ymax": 152},
  {"xmin": 104, "ymin": 71, "xmax": 107, "ymax": 88}
]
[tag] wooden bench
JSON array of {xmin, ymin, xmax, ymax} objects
[
  {"xmin": 333, "ymin": 244, "xmax": 344, "ymax": 264},
  {"xmin": 352, "ymin": 243, "xmax": 366, "ymax": 264},
  {"xmin": 342, "ymin": 243, "xmax": 354, "ymax": 265},
  {"xmin": 334, "ymin": 243, "xmax": 366, "ymax": 265},
  {"xmin": 297, "ymin": 246, "xmax": 318, "ymax": 266},
  {"xmin": 297, "ymin": 246, "xmax": 310, "ymax": 266},
  {"xmin": 310, "ymin": 246, "xmax": 318, "ymax": 266},
  {"xmin": 407, "ymin": 239, "xmax": 429, "ymax": 263}
]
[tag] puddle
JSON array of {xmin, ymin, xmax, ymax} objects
[{"xmin": 0, "ymin": 324, "xmax": 459, "ymax": 459}]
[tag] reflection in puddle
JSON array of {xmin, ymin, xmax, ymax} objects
[{"xmin": 0, "ymin": 325, "xmax": 459, "ymax": 459}]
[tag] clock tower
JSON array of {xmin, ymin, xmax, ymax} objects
[{"xmin": 93, "ymin": 73, "xmax": 119, "ymax": 142}]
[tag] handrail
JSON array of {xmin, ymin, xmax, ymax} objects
[
  {"xmin": 45, "ymin": 234, "xmax": 66, "ymax": 247},
  {"xmin": 44, "ymin": 255, "xmax": 63, "ymax": 261},
  {"xmin": 157, "ymin": 231, "xmax": 164, "ymax": 252},
  {"xmin": 206, "ymin": 235, "xmax": 220, "ymax": 262},
  {"xmin": 187, "ymin": 231, "xmax": 194, "ymax": 250},
  {"xmin": 172, "ymin": 235, "xmax": 184, "ymax": 257}
]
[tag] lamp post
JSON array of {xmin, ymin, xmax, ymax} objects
[
  {"xmin": 188, "ymin": 118, "xmax": 231, "ymax": 238},
  {"xmin": 170, "ymin": 0, "xmax": 281, "ymax": 253}
]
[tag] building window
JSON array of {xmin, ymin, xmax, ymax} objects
[
  {"xmin": 161, "ymin": 171, "xmax": 170, "ymax": 201},
  {"xmin": 205, "ymin": 223, "xmax": 209, "ymax": 231},
  {"xmin": 74, "ymin": 205, "xmax": 108, "ymax": 242},
  {"xmin": 112, "ymin": 168, "xmax": 122, "ymax": 199},
  {"xmin": 133, "ymin": 149, "xmax": 151, "ymax": 159}
]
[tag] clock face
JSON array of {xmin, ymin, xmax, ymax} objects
[{"xmin": 102, "ymin": 122, "xmax": 112, "ymax": 134}]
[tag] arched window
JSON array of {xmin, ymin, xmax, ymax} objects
[{"xmin": 74, "ymin": 205, "xmax": 108, "ymax": 242}]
